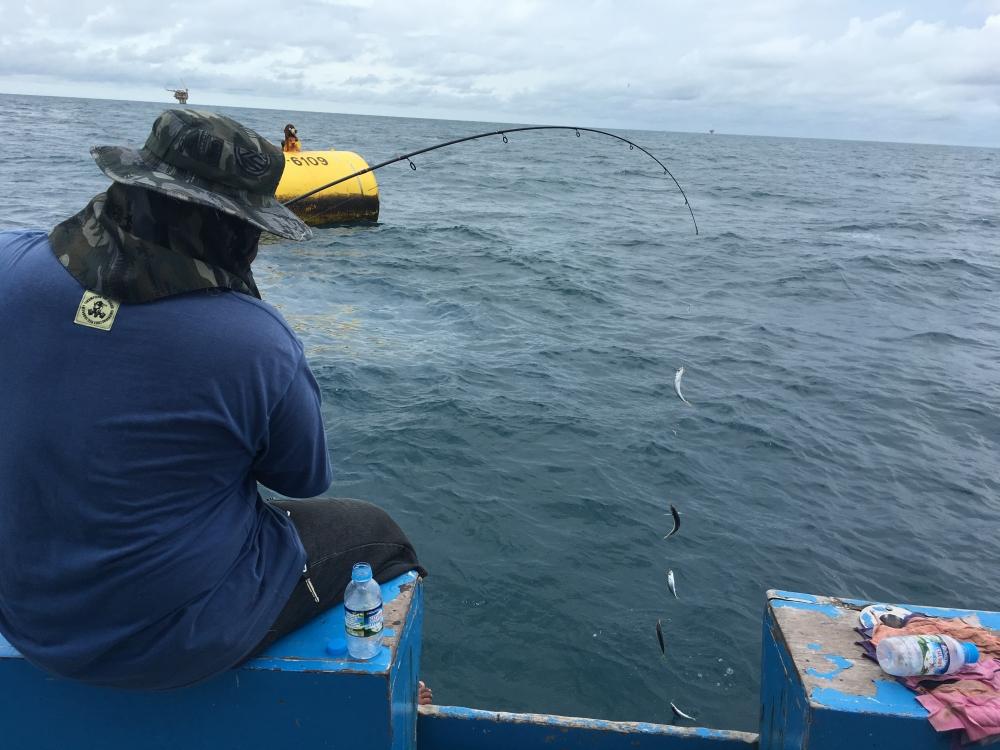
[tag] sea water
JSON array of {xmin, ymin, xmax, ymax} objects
[{"xmin": 1, "ymin": 93, "xmax": 999, "ymax": 730}]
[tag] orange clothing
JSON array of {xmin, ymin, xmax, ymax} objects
[{"xmin": 282, "ymin": 137, "xmax": 301, "ymax": 153}]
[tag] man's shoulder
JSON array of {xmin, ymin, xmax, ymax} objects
[
  {"xmin": 167, "ymin": 289, "xmax": 304, "ymax": 357},
  {"xmin": 218, "ymin": 292, "xmax": 299, "ymax": 340},
  {"xmin": 0, "ymin": 230, "xmax": 56, "ymax": 279},
  {"xmin": 0, "ymin": 229, "xmax": 48, "ymax": 251},
  {"xmin": 0, "ymin": 229, "xmax": 46, "ymax": 239}
]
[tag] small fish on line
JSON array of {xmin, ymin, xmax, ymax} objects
[
  {"xmin": 674, "ymin": 367, "xmax": 692, "ymax": 406},
  {"xmin": 671, "ymin": 702, "xmax": 696, "ymax": 721},
  {"xmin": 667, "ymin": 570, "xmax": 677, "ymax": 598},
  {"xmin": 655, "ymin": 619, "xmax": 665, "ymax": 655},
  {"xmin": 663, "ymin": 504, "xmax": 680, "ymax": 539}
]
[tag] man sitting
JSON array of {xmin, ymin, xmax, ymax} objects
[{"xmin": 0, "ymin": 110, "xmax": 427, "ymax": 695}]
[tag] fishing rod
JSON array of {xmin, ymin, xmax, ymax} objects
[{"xmin": 283, "ymin": 126, "xmax": 699, "ymax": 235}]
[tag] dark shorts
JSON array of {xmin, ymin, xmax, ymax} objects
[{"xmin": 249, "ymin": 497, "xmax": 427, "ymax": 656}]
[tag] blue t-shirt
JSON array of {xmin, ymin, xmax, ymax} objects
[{"xmin": 0, "ymin": 230, "xmax": 332, "ymax": 689}]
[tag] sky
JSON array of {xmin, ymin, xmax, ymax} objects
[{"xmin": 1, "ymin": 0, "xmax": 999, "ymax": 146}]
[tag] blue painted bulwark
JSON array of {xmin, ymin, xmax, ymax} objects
[
  {"xmin": 759, "ymin": 590, "xmax": 1000, "ymax": 750},
  {"xmin": 5, "ymin": 584, "xmax": 991, "ymax": 749},
  {"xmin": 0, "ymin": 571, "xmax": 423, "ymax": 750}
]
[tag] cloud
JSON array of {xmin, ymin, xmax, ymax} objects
[{"xmin": 1, "ymin": 0, "xmax": 998, "ymax": 145}]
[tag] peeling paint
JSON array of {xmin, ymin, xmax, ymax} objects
[
  {"xmin": 771, "ymin": 598, "xmax": 841, "ymax": 619},
  {"xmin": 805, "ymin": 654, "xmax": 853, "ymax": 680},
  {"xmin": 810, "ymin": 679, "xmax": 927, "ymax": 718}
]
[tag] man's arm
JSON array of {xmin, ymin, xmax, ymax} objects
[{"xmin": 253, "ymin": 352, "xmax": 333, "ymax": 498}]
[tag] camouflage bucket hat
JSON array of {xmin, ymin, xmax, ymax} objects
[{"xmin": 91, "ymin": 109, "xmax": 312, "ymax": 241}]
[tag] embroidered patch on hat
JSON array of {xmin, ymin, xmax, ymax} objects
[
  {"xmin": 234, "ymin": 144, "xmax": 270, "ymax": 176},
  {"xmin": 74, "ymin": 291, "xmax": 119, "ymax": 331}
]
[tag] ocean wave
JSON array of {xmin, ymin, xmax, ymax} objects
[{"xmin": 901, "ymin": 331, "xmax": 989, "ymax": 347}]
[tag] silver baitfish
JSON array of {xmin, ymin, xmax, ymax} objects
[
  {"xmin": 662, "ymin": 504, "xmax": 680, "ymax": 539},
  {"xmin": 671, "ymin": 702, "xmax": 696, "ymax": 721},
  {"xmin": 674, "ymin": 367, "xmax": 691, "ymax": 405},
  {"xmin": 667, "ymin": 570, "xmax": 677, "ymax": 598}
]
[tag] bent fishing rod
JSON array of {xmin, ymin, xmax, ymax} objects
[{"xmin": 283, "ymin": 126, "xmax": 698, "ymax": 235}]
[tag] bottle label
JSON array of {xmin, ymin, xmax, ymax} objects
[
  {"xmin": 345, "ymin": 604, "xmax": 384, "ymax": 638},
  {"xmin": 916, "ymin": 637, "xmax": 951, "ymax": 675}
]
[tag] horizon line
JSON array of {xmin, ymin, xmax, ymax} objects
[{"xmin": 1, "ymin": 89, "xmax": 996, "ymax": 152}]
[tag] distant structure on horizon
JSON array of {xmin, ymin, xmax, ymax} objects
[
  {"xmin": 709, "ymin": 129, "xmax": 715, "ymax": 135},
  {"xmin": 166, "ymin": 87, "xmax": 189, "ymax": 105}
]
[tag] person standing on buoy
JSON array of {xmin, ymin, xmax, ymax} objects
[
  {"xmin": 282, "ymin": 123, "xmax": 301, "ymax": 152},
  {"xmin": 0, "ymin": 109, "xmax": 427, "ymax": 692}
]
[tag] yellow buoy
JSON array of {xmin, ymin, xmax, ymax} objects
[{"xmin": 276, "ymin": 151, "xmax": 379, "ymax": 226}]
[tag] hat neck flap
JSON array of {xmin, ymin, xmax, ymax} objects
[{"xmin": 49, "ymin": 183, "xmax": 262, "ymax": 304}]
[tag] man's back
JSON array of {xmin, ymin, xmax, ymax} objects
[{"xmin": 0, "ymin": 230, "xmax": 331, "ymax": 688}]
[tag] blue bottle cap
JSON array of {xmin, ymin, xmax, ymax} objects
[
  {"xmin": 962, "ymin": 641, "xmax": 979, "ymax": 665},
  {"xmin": 351, "ymin": 562, "xmax": 373, "ymax": 582},
  {"xmin": 325, "ymin": 636, "xmax": 347, "ymax": 657}
]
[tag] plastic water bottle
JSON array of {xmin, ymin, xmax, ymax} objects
[
  {"xmin": 876, "ymin": 634, "xmax": 979, "ymax": 677},
  {"xmin": 344, "ymin": 562, "xmax": 383, "ymax": 660}
]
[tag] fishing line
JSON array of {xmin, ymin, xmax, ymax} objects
[{"xmin": 283, "ymin": 126, "xmax": 699, "ymax": 235}]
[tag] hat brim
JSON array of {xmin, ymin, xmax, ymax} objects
[{"xmin": 90, "ymin": 145, "xmax": 312, "ymax": 242}]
